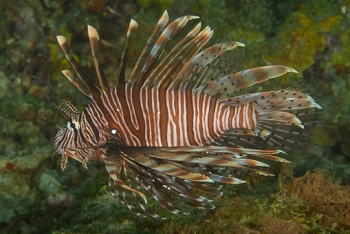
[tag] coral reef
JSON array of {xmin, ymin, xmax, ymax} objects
[
  {"xmin": 0, "ymin": 0, "xmax": 349, "ymax": 233},
  {"xmin": 286, "ymin": 168, "xmax": 350, "ymax": 230}
]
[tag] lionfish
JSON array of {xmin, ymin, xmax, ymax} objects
[{"xmin": 42, "ymin": 11, "xmax": 322, "ymax": 218}]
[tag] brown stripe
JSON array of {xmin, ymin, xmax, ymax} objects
[
  {"xmin": 158, "ymin": 86, "xmax": 168, "ymax": 146},
  {"xmin": 173, "ymin": 90, "xmax": 180, "ymax": 146},
  {"xmin": 197, "ymin": 93, "xmax": 205, "ymax": 145},
  {"xmin": 238, "ymin": 105, "xmax": 244, "ymax": 128},
  {"xmin": 247, "ymin": 103, "xmax": 253, "ymax": 129},
  {"xmin": 185, "ymin": 91, "xmax": 195, "ymax": 145},
  {"xmin": 131, "ymin": 84, "xmax": 146, "ymax": 145},
  {"xmin": 179, "ymin": 90, "xmax": 186, "ymax": 145},
  {"xmin": 207, "ymin": 96, "xmax": 217, "ymax": 140},
  {"xmin": 147, "ymin": 87, "xmax": 156, "ymax": 146}
]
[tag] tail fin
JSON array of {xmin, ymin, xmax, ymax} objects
[{"xmin": 217, "ymin": 84, "xmax": 325, "ymax": 152}]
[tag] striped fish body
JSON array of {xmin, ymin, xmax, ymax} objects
[
  {"xmin": 46, "ymin": 11, "xmax": 322, "ymax": 218},
  {"xmin": 82, "ymin": 84, "xmax": 257, "ymax": 148}
]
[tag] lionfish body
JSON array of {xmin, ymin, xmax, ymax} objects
[{"xmin": 46, "ymin": 11, "xmax": 322, "ymax": 218}]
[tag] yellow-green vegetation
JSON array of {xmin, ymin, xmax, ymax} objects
[
  {"xmin": 332, "ymin": 29, "xmax": 350, "ymax": 67},
  {"xmin": 262, "ymin": 1, "xmax": 343, "ymax": 87},
  {"xmin": 137, "ymin": 0, "xmax": 175, "ymax": 11},
  {"xmin": 263, "ymin": 12, "xmax": 341, "ymax": 73}
]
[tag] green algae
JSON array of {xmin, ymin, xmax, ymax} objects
[
  {"xmin": 260, "ymin": 1, "xmax": 343, "ymax": 88},
  {"xmin": 137, "ymin": 0, "xmax": 174, "ymax": 10},
  {"xmin": 332, "ymin": 29, "xmax": 350, "ymax": 67}
]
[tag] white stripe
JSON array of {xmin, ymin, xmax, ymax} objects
[
  {"xmin": 222, "ymin": 107, "xmax": 229, "ymax": 130},
  {"xmin": 151, "ymin": 88, "xmax": 162, "ymax": 146},
  {"xmin": 178, "ymin": 90, "xmax": 184, "ymax": 145},
  {"xmin": 140, "ymin": 87, "xmax": 150, "ymax": 145},
  {"xmin": 252, "ymin": 106, "xmax": 257, "ymax": 129},
  {"xmin": 234, "ymin": 106, "xmax": 240, "ymax": 129},
  {"xmin": 202, "ymin": 95, "xmax": 213, "ymax": 144},
  {"xmin": 125, "ymin": 83, "xmax": 139, "ymax": 130},
  {"xmin": 192, "ymin": 93, "xmax": 201, "ymax": 145},
  {"xmin": 242, "ymin": 105, "xmax": 247, "ymax": 128},
  {"xmin": 216, "ymin": 103, "xmax": 225, "ymax": 133},
  {"xmin": 82, "ymin": 109, "xmax": 97, "ymax": 143},
  {"xmin": 245, "ymin": 105, "xmax": 251, "ymax": 129},
  {"xmin": 196, "ymin": 94, "xmax": 203, "ymax": 145},
  {"xmin": 169, "ymin": 90, "xmax": 177, "ymax": 146},
  {"xmin": 166, "ymin": 91, "xmax": 177, "ymax": 147}
]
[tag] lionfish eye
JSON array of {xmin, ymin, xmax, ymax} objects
[{"xmin": 67, "ymin": 118, "xmax": 79, "ymax": 130}]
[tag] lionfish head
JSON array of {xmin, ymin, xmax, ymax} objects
[
  {"xmin": 53, "ymin": 114, "xmax": 80, "ymax": 155},
  {"xmin": 40, "ymin": 83, "xmax": 97, "ymax": 169}
]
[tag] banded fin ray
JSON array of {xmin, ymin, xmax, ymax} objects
[
  {"xmin": 116, "ymin": 19, "xmax": 138, "ymax": 86},
  {"xmin": 104, "ymin": 144, "xmax": 284, "ymax": 217},
  {"xmin": 129, "ymin": 10, "xmax": 169, "ymax": 84},
  {"xmin": 136, "ymin": 14, "xmax": 200, "ymax": 87},
  {"xmin": 61, "ymin": 70, "xmax": 92, "ymax": 98},
  {"xmin": 219, "ymin": 84, "xmax": 321, "ymax": 107},
  {"xmin": 149, "ymin": 21, "xmax": 203, "ymax": 89},
  {"xmin": 87, "ymin": 25, "xmax": 110, "ymax": 91},
  {"xmin": 106, "ymin": 147, "xmax": 223, "ymax": 217},
  {"xmin": 180, "ymin": 41, "xmax": 245, "ymax": 91},
  {"xmin": 197, "ymin": 65, "xmax": 298, "ymax": 98},
  {"xmin": 56, "ymin": 35, "xmax": 99, "ymax": 98}
]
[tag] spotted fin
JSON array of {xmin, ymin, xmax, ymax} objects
[
  {"xmin": 197, "ymin": 65, "xmax": 298, "ymax": 97},
  {"xmin": 214, "ymin": 83, "xmax": 323, "ymax": 152},
  {"xmin": 179, "ymin": 41, "xmax": 245, "ymax": 90}
]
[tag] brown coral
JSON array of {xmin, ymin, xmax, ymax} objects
[
  {"xmin": 288, "ymin": 168, "xmax": 350, "ymax": 229},
  {"xmin": 261, "ymin": 217, "xmax": 304, "ymax": 234}
]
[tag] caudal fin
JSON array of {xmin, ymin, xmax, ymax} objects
[{"xmin": 217, "ymin": 84, "xmax": 325, "ymax": 152}]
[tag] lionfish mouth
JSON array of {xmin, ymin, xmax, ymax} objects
[{"xmin": 45, "ymin": 10, "xmax": 323, "ymax": 218}]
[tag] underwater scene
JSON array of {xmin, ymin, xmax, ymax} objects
[{"xmin": 0, "ymin": 0, "xmax": 349, "ymax": 233}]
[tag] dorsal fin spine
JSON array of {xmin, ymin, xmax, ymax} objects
[
  {"xmin": 137, "ymin": 15, "xmax": 198, "ymax": 88},
  {"xmin": 116, "ymin": 19, "xmax": 138, "ymax": 87},
  {"xmin": 129, "ymin": 10, "xmax": 169, "ymax": 86},
  {"xmin": 168, "ymin": 26, "xmax": 213, "ymax": 91},
  {"xmin": 56, "ymin": 35, "xmax": 99, "ymax": 96},
  {"xmin": 88, "ymin": 25, "xmax": 110, "ymax": 91},
  {"xmin": 62, "ymin": 70, "xmax": 92, "ymax": 98},
  {"xmin": 151, "ymin": 22, "xmax": 202, "ymax": 90}
]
